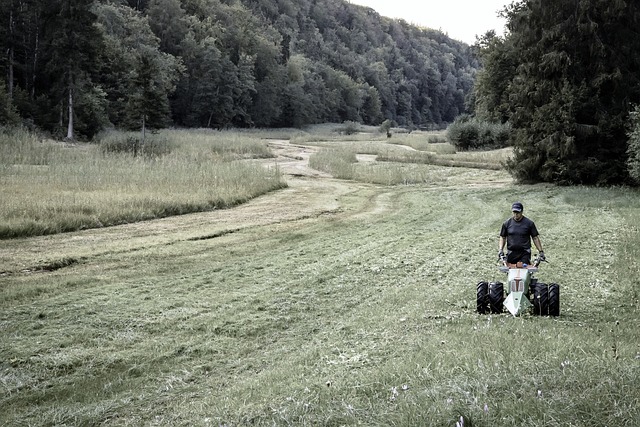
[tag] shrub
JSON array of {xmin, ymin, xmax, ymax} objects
[
  {"xmin": 99, "ymin": 134, "xmax": 174, "ymax": 158},
  {"xmin": 380, "ymin": 119, "xmax": 393, "ymax": 138},
  {"xmin": 427, "ymin": 134, "xmax": 448, "ymax": 144},
  {"xmin": 341, "ymin": 121, "xmax": 360, "ymax": 135},
  {"xmin": 447, "ymin": 115, "xmax": 511, "ymax": 150}
]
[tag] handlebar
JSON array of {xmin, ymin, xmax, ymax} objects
[
  {"xmin": 496, "ymin": 254, "xmax": 547, "ymax": 270},
  {"xmin": 533, "ymin": 253, "xmax": 548, "ymax": 267},
  {"xmin": 497, "ymin": 253, "xmax": 547, "ymax": 271},
  {"xmin": 499, "ymin": 264, "xmax": 538, "ymax": 273}
]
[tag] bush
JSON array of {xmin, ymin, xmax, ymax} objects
[
  {"xmin": 341, "ymin": 121, "xmax": 360, "ymax": 135},
  {"xmin": 380, "ymin": 119, "xmax": 393, "ymax": 137},
  {"xmin": 447, "ymin": 115, "xmax": 511, "ymax": 150},
  {"xmin": 99, "ymin": 133, "xmax": 174, "ymax": 158},
  {"xmin": 627, "ymin": 106, "xmax": 640, "ymax": 183},
  {"xmin": 427, "ymin": 134, "xmax": 448, "ymax": 144}
]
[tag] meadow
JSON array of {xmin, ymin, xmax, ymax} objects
[
  {"xmin": 0, "ymin": 128, "xmax": 286, "ymax": 239},
  {"xmin": 1, "ymin": 126, "xmax": 638, "ymax": 426}
]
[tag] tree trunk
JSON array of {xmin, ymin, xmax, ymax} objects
[
  {"xmin": 66, "ymin": 87, "xmax": 74, "ymax": 140},
  {"xmin": 31, "ymin": 29, "xmax": 39, "ymax": 100},
  {"xmin": 142, "ymin": 114, "xmax": 146, "ymax": 144},
  {"xmin": 9, "ymin": 47, "xmax": 14, "ymax": 100},
  {"xmin": 8, "ymin": 9, "xmax": 14, "ymax": 99}
]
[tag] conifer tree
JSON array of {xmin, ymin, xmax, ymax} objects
[
  {"xmin": 476, "ymin": 0, "xmax": 640, "ymax": 185},
  {"xmin": 43, "ymin": 0, "xmax": 104, "ymax": 139},
  {"xmin": 125, "ymin": 51, "xmax": 172, "ymax": 138}
]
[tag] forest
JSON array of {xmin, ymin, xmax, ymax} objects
[
  {"xmin": 474, "ymin": 0, "xmax": 640, "ymax": 185},
  {"xmin": 3, "ymin": 0, "xmax": 640, "ymax": 186},
  {"xmin": 0, "ymin": 0, "xmax": 478, "ymax": 139}
]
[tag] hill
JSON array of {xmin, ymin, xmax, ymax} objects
[{"xmin": 0, "ymin": 0, "xmax": 478, "ymax": 138}]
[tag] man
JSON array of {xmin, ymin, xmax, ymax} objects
[{"xmin": 498, "ymin": 202, "xmax": 545, "ymax": 265}]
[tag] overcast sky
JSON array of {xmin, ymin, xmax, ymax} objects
[{"xmin": 348, "ymin": 0, "xmax": 509, "ymax": 44}]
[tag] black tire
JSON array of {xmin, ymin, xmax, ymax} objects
[
  {"xmin": 488, "ymin": 282, "xmax": 504, "ymax": 313},
  {"xmin": 548, "ymin": 283, "xmax": 560, "ymax": 316},
  {"xmin": 531, "ymin": 282, "xmax": 549, "ymax": 316},
  {"xmin": 477, "ymin": 281, "xmax": 489, "ymax": 314},
  {"xmin": 528, "ymin": 278, "xmax": 538, "ymax": 295},
  {"xmin": 527, "ymin": 279, "xmax": 536, "ymax": 301}
]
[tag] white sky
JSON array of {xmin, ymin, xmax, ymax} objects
[{"xmin": 348, "ymin": 0, "xmax": 509, "ymax": 44}]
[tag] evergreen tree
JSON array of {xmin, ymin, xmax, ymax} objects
[
  {"xmin": 0, "ymin": 0, "xmax": 16, "ymax": 100},
  {"xmin": 233, "ymin": 53, "xmax": 257, "ymax": 126},
  {"xmin": 147, "ymin": 0, "xmax": 188, "ymax": 56},
  {"xmin": 472, "ymin": 30, "xmax": 517, "ymax": 123},
  {"xmin": 0, "ymin": 81, "xmax": 20, "ymax": 125},
  {"xmin": 42, "ymin": 0, "xmax": 105, "ymax": 139},
  {"xmin": 627, "ymin": 105, "xmax": 640, "ymax": 183},
  {"xmin": 0, "ymin": 0, "xmax": 46, "ymax": 123},
  {"xmin": 477, "ymin": 0, "xmax": 640, "ymax": 185},
  {"xmin": 94, "ymin": 2, "xmax": 180, "ymax": 129},
  {"xmin": 124, "ymin": 50, "xmax": 173, "ymax": 135}
]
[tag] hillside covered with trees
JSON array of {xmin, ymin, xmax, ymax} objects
[{"xmin": 0, "ymin": 0, "xmax": 479, "ymax": 139}]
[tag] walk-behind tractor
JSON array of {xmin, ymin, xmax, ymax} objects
[{"xmin": 477, "ymin": 255, "xmax": 560, "ymax": 317}]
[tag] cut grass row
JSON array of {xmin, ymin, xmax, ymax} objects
[
  {"xmin": 309, "ymin": 144, "xmax": 509, "ymax": 185},
  {"xmin": 0, "ymin": 183, "xmax": 638, "ymax": 426}
]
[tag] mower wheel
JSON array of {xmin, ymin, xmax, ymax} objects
[
  {"xmin": 488, "ymin": 282, "xmax": 504, "ymax": 313},
  {"xmin": 476, "ymin": 281, "xmax": 489, "ymax": 314},
  {"xmin": 531, "ymin": 282, "xmax": 549, "ymax": 316},
  {"xmin": 548, "ymin": 283, "xmax": 560, "ymax": 316}
]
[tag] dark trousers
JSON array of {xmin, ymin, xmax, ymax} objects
[{"xmin": 507, "ymin": 250, "xmax": 531, "ymax": 265}]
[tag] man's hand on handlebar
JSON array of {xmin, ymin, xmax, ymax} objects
[{"xmin": 534, "ymin": 251, "xmax": 547, "ymax": 266}]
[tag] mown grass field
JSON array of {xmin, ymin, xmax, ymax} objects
[{"xmin": 1, "ymin": 128, "xmax": 639, "ymax": 426}]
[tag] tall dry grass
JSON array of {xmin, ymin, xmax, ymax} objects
[{"xmin": 0, "ymin": 128, "xmax": 285, "ymax": 238}]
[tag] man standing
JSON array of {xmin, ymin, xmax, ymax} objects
[{"xmin": 498, "ymin": 202, "xmax": 545, "ymax": 265}]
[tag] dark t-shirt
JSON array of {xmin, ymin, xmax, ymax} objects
[{"xmin": 500, "ymin": 217, "xmax": 539, "ymax": 263}]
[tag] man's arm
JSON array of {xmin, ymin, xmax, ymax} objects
[
  {"xmin": 532, "ymin": 235, "xmax": 543, "ymax": 253},
  {"xmin": 498, "ymin": 235, "xmax": 507, "ymax": 264}
]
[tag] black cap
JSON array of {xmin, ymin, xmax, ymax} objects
[{"xmin": 512, "ymin": 202, "xmax": 523, "ymax": 212}]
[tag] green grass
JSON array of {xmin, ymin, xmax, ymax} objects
[
  {"xmin": 309, "ymin": 145, "xmax": 509, "ymax": 185},
  {"xmin": 1, "ymin": 128, "xmax": 638, "ymax": 425},
  {"xmin": 308, "ymin": 147, "xmax": 358, "ymax": 179},
  {"xmin": 0, "ymin": 128, "xmax": 285, "ymax": 238},
  {"xmin": 303, "ymin": 130, "xmax": 508, "ymax": 174},
  {"xmin": 386, "ymin": 131, "xmax": 455, "ymax": 153},
  {"xmin": 1, "ymin": 173, "xmax": 638, "ymax": 426}
]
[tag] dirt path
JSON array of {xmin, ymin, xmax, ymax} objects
[{"xmin": 0, "ymin": 140, "xmax": 383, "ymax": 273}]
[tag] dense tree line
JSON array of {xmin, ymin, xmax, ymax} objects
[
  {"xmin": 474, "ymin": 0, "xmax": 640, "ymax": 185},
  {"xmin": 0, "ymin": 0, "xmax": 479, "ymax": 139}
]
